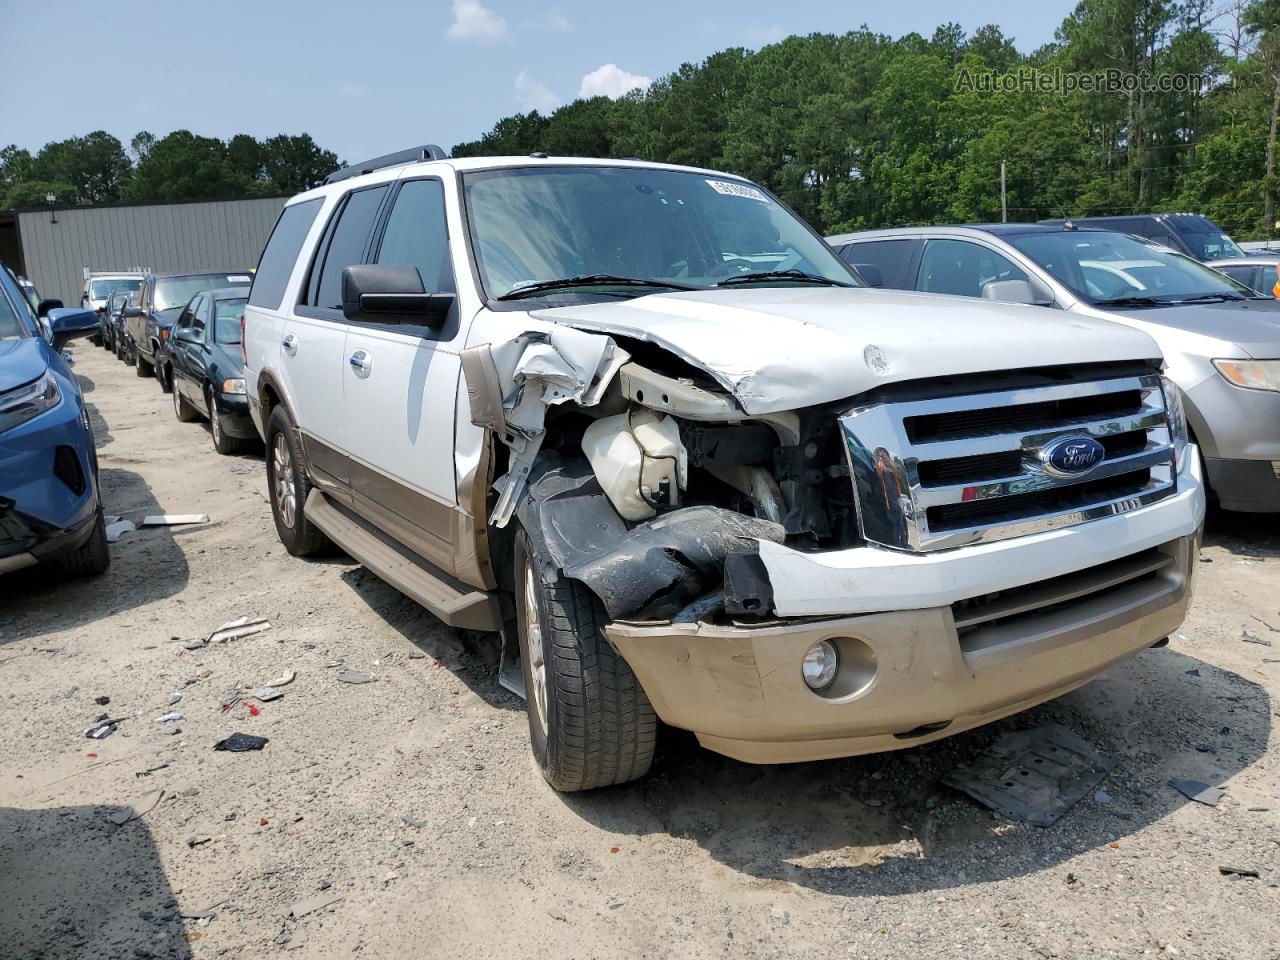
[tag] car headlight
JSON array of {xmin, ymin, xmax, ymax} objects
[
  {"xmin": 0, "ymin": 370, "xmax": 61, "ymax": 434},
  {"xmin": 1212, "ymin": 358, "xmax": 1280, "ymax": 392},
  {"xmin": 221, "ymin": 378, "xmax": 247, "ymax": 395},
  {"xmin": 1160, "ymin": 376, "xmax": 1190, "ymax": 466}
]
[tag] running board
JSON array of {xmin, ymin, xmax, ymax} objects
[{"xmin": 303, "ymin": 490, "xmax": 502, "ymax": 631}]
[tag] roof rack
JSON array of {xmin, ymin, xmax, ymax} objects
[{"xmin": 322, "ymin": 145, "xmax": 450, "ymax": 185}]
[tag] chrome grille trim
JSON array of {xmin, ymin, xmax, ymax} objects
[{"xmin": 841, "ymin": 373, "xmax": 1176, "ymax": 551}]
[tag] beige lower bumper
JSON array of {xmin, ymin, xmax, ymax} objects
[{"xmin": 608, "ymin": 536, "xmax": 1196, "ymax": 764}]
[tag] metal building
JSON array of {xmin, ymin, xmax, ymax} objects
[{"xmin": 1, "ymin": 196, "xmax": 287, "ymax": 306}]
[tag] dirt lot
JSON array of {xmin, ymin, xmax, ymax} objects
[{"xmin": 2, "ymin": 342, "xmax": 1278, "ymax": 959}]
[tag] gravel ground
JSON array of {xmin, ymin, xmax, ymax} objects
[{"xmin": 1, "ymin": 342, "xmax": 1278, "ymax": 959}]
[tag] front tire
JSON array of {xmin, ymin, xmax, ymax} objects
[
  {"xmin": 514, "ymin": 528, "xmax": 657, "ymax": 791},
  {"xmin": 135, "ymin": 346, "xmax": 153, "ymax": 377},
  {"xmin": 264, "ymin": 406, "xmax": 329, "ymax": 556},
  {"xmin": 209, "ymin": 390, "xmax": 253, "ymax": 455},
  {"xmin": 173, "ymin": 382, "xmax": 200, "ymax": 422},
  {"xmin": 60, "ymin": 507, "xmax": 111, "ymax": 578},
  {"xmin": 158, "ymin": 361, "xmax": 173, "ymax": 394}
]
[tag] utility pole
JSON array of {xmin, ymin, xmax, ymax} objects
[{"xmin": 1000, "ymin": 160, "xmax": 1007, "ymax": 223}]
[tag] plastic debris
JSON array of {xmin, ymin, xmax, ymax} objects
[
  {"xmin": 141, "ymin": 514, "xmax": 208, "ymax": 526},
  {"xmin": 179, "ymin": 901, "xmax": 224, "ymax": 919},
  {"xmin": 253, "ymin": 687, "xmax": 283, "ymax": 702},
  {"xmin": 207, "ymin": 616, "xmax": 272, "ymax": 645},
  {"xmin": 266, "ymin": 670, "xmax": 295, "ymax": 687},
  {"xmin": 153, "ymin": 712, "xmax": 185, "ymax": 723},
  {"xmin": 1169, "ymin": 777, "xmax": 1225, "ymax": 806},
  {"xmin": 287, "ymin": 893, "xmax": 342, "ymax": 919},
  {"xmin": 336, "ymin": 669, "xmax": 372, "ymax": 685},
  {"xmin": 1094, "ymin": 789, "xmax": 1112, "ymax": 804},
  {"xmin": 1219, "ymin": 865, "xmax": 1260, "ymax": 878},
  {"xmin": 1241, "ymin": 631, "xmax": 1272, "ymax": 647},
  {"xmin": 108, "ymin": 790, "xmax": 163, "ymax": 825},
  {"xmin": 169, "ymin": 692, "xmax": 183, "ymax": 706},
  {"xmin": 942, "ymin": 724, "xmax": 1114, "ymax": 826},
  {"xmin": 136, "ymin": 763, "xmax": 170, "ymax": 778},
  {"xmin": 94, "ymin": 695, "xmax": 110, "ymax": 706},
  {"xmin": 105, "ymin": 518, "xmax": 136, "ymax": 542},
  {"xmin": 214, "ymin": 732, "xmax": 269, "ymax": 752}
]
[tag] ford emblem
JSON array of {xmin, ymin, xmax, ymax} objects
[{"xmin": 1040, "ymin": 436, "xmax": 1106, "ymax": 477}]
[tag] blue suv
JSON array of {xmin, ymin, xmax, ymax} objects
[{"xmin": 0, "ymin": 262, "xmax": 110, "ymax": 578}]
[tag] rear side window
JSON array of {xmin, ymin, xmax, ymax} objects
[
  {"xmin": 248, "ymin": 198, "xmax": 323, "ymax": 310},
  {"xmin": 375, "ymin": 179, "xmax": 456, "ymax": 294},
  {"xmin": 917, "ymin": 239, "xmax": 1029, "ymax": 298},
  {"xmin": 840, "ymin": 239, "xmax": 921, "ymax": 289},
  {"xmin": 310, "ymin": 186, "xmax": 390, "ymax": 310},
  {"xmin": 1217, "ymin": 265, "xmax": 1261, "ymax": 291}
]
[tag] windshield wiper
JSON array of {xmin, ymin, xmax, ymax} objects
[
  {"xmin": 716, "ymin": 268, "xmax": 852, "ymax": 288},
  {"xmin": 1095, "ymin": 295, "xmax": 1167, "ymax": 308},
  {"xmin": 1170, "ymin": 293, "xmax": 1248, "ymax": 304},
  {"xmin": 495, "ymin": 274, "xmax": 696, "ymax": 301}
]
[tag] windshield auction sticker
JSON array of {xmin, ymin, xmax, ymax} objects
[{"xmin": 706, "ymin": 180, "xmax": 771, "ymax": 203}]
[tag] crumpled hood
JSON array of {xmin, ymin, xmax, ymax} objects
[
  {"xmin": 0, "ymin": 337, "xmax": 51, "ymax": 393},
  {"xmin": 1106, "ymin": 298, "xmax": 1280, "ymax": 358},
  {"xmin": 151, "ymin": 307, "xmax": 183, "ymax": 329},
  {"xmin": 533, "ymin": 287, "xmax": 1161, "ymax": 414}
]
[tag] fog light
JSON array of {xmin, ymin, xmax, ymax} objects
[{"xmin": 802, "ymin": 640, "xmax": 839, "ymax": 691}]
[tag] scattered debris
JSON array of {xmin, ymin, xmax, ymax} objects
[
  {"xmin": 266, "ymin": 669, "xmax": 295, "ymax": 687},
  {"xmin": 153, "ymin": 712, "xmax": 185, "ymax": 724},
  {"xmin": 253, "ymin": 687, "xmax": 284, "ymax": 702},
  {"xmin": 136, "ymin": 763, "xmax": 170, "ymax": 778},
  {"xmin": 1241, "ymin": 631, "xmax": 1273, "ymax": 647},
  {"xmin": 105, "ymin": 518, "xmax": 136, "ymax": 542},
  {"xmin": 179, "ymin": 901, "xmax": 224, "ymax": 920},
  {"xmin": 1094, "ymin": 789, "xmax": 1112, "ymax": 805},
  {"xmin": 141, "ymin": 514, "xmax": 209, "ymax": 526},
  {"xmin": 287, "ymin": 893, "xmax": 342, "ymax": 919},
  {"xmin": 94, "ymin": 695, "xmax": 110, "ymax": 706},
  {"xmin": 1219, "ymin": 865, "xmax": 1260, "ymax": 878},
  {"xmin": 168, "ymin": 691, "xmax": 183, "ymax": 706},
  {"xmin": 942, "ymin": 724, "xmax": 1115, "ymax": 826},
  {"xmin": 108, "ymin": 789, "xmax": 163, "ymax": 825},
  {"xmin": 1185, "ymin": 668, "xmax": 1201, "ymax": 677},
  {"xmin": 214, "ymin": 732, "xmax": 269, "ymax": 752},
  {"xmin": 206, "ymin": 616, "xmax": 272, "ymax": 645},
  {"xmin": 186, "ymin": 835, "xmax": 213, "ymax": 848},
  {"xmin": 1252, "ymin": 615, "xmax": 1280, "ymax": 633},
  {"xmin": 336, "ymin": 669, "xmax": 372, "ymax": 685},
  {"xmin": 1169, "ymin": 778, "xmax": 1225, "ymax": 806},
  {"xmin": 85, "ymin": 721, "xmax": 117, "ymax": 740},
  {"xmin": 402, "ymin": 815, "xmax": 427, "ymax": 829}
]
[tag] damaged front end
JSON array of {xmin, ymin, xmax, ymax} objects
[{"xmin": 461, "ymin": 326, "xmax": 858, "ymax": 623}]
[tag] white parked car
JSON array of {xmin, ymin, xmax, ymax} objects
[{"xmin": 243, "ymin": 149, "xmax": 1204, "ymax": 791}]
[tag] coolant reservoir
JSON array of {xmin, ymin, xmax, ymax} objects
[{"xmin": 582, "ymin": 408, "xmax": 688, "ymax": 521}]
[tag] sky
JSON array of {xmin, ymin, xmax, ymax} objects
[{"xmin": 3, "ymin": 0, "xmax": 1070, "ymax": 165}]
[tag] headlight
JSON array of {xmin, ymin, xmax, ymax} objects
[
  {"xmin": 1212, "ymin": 358, "xmax": 1280, "ymax": 392},
  {"xmin": 802, "ymin": 640, "xmax": 839, "ymax": 691},
  {"xmin": 0, "ymin": 370, "xmax": 61, "ymax": 434},
  {"xmin": 1160, "ymin": 376, "xmax": 1190, "ymax": 467},
  {"xmin": 221, "ymin": 378, "xmax": 247, "ymax": 395}
]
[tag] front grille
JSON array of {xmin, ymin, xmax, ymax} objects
[{"xmin": 841, "ymin": 371, "xmax": 1177, "ymax": 551}]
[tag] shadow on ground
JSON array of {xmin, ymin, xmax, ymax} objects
[
  {"xmin": 559, "ymin": 646, "xmax": 1269, "ymax": 896},
  {"xmin": 0, "ymin": 804, "xmax": 192, "ymax": 959},
  {"xmin": 1202, "ymin": 504, "xmax": 1280, "ymax": 559},
  {"xmin": 0, "ymin": 466, "xmax": 190, "ymax": 640}
]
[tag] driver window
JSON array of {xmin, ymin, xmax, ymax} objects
[
  {"xmin": 176, "ymin": 297, "xmax": 198, "ymax": 330},
  {"xmin": 917, "ymin": 239, "xmax": 1029, "ymax": 298},
  {"xmin": 194, "ymin": 295, "xmax": 211, "ymax": 334}
]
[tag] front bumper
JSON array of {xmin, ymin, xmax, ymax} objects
[
  {"xmin": 611, "ymin": 534, "xmax": 1196, "ymax": 764},
  {"xmin": 216, "ymin": 393, "xmax": 257, "ymax": 439},
  {"xmin": 1205, "ymin": 457, "xmax": 1280, "ymax": 512}
]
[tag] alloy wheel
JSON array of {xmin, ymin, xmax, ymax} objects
[
  {"xmin": 522, "ymin": 563, "xmax": 549, "ymax": 739},
  {"xmin": 272, "ymin": 433, "xmax": 297, "ymax": 529}
]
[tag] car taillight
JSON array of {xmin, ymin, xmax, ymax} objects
[{"xmin": 240, "ymin": 313, "xmax": 247, "ymax": 365}]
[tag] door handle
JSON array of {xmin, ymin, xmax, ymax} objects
[
  {"xmin": 349, "ymin": 349, "xmax": 371, "ymax": 376},
  {"xmin": 282, "ymin": 333, "xmax": 297, "ymax": 355}
]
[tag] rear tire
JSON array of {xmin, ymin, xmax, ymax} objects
[
  {"xmin": 209, "ymin": 390, "xmax": 253, "ymax": 455},
  {"xmin": 60, "ymin": 507, "xmax": 110, "ymax": 578},
  {"xmin": 264, "ymin": 405, "xmax": 329, "ymax": 556},
  {"xmin": 514, "ymin": 527, "xmax": 657, "ymax": 791},
  {"xmin": 173, "ymin": 382, "xmax": 200, "ymax": 422}
]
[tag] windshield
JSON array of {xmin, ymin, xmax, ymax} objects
[
  {"xmin": 154, "ymin": 274, "xmax": 251, "ymax": 311},
  {"xmin": 1007, "ymin": 231, "xmax": 1254, "ymax": 304},
  {"xmin": 1169, "ymin": 221, "xmax": 1244, "ymax": 260},
  {"xmin": 89, "ymin": 278, "xmax": 141, "ymax": 301},
  {"xmin": 462, "ymin": 166, "xmax": 859, "ymax": 300},
  {"xmin": 0, "ymin": 287, "xmax": 24, "ymax": 339},
  {"xmin": 213, "ymin": 298, "xmax": 246, "ymax": 345}
]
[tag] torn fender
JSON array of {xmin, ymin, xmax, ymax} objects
[
  {"xmin": 461, "ymin": 328, "xmax": 629, "ymax": 527},
  {"xmin": 516, "ymin": 460, "xmax": 784, "ymax": 619}
]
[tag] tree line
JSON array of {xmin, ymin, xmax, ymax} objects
[
  {"xmin": 0, "ymin": 130, "xmax": 339, "ymax": 211},
  {"xmin": 454, "ymin": 0, "xmax": 1280, "ymax": 240}
]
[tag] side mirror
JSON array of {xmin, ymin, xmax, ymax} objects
[
  {"xmin": 341, "ymin": 264, "xmax": 453, "ymax": 327},
  {"xmin": 981, "ymin": 279, "xmax": 1045, "ymax": 306},
  {"xmin": 851, "ymin": 263, "xmax": 884, "ymax": 288},
  {"xmin": 122, "ymin": 306, "xmax": 144, "ymax": 318},
  {"xmin": 37, "ymin": 298, "xmax": 64, "ymax": 318},
  {"xmin": 174, "ymin": 326, "xmax": 198, "ymax": 342},
  {"xmin": 47, "ymin": 307, "xmax": 99, "ymax": 351}
]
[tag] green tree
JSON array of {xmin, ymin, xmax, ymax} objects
[
  {"xmin": 31, "ymin": 131, "xmax": 132, "ymax": 203},
  {"xmin": 260, "ymin": 134, "xmax": 340, "ymax": 193},
  {"xmin": 124, "ymin": 130, "xmax": 247, "ymax": 202}
]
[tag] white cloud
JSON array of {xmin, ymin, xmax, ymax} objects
[
  {"xmin": 447, "ymin": 0, "xmax": 507, "ymax": 42},
  {"xmin": 577, "ymin": 63, "xmax": 652, "ymax": 99},
  {"xmin": 514, "ymin": 71, "xmax": 559, "ymax": 113}
]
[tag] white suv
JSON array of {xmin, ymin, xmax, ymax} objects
[{"xmin": 244, "ymin": 147, "xmax": 1204, "ymax": 791}]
